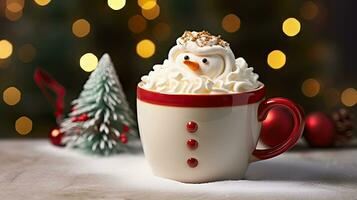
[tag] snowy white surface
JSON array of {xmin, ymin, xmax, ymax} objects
[{"xmin": 0, "ymin": 140, "xmax": 357, "ymax": 200}]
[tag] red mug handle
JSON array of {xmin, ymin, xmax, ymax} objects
[{"xmin": 250, "ymin": 97, "xmax": 305, "ymax": 162}]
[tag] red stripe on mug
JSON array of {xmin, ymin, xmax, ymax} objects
[{"xmin": 137, "ymin": 84, "xmax": 265, "ymax": 107}]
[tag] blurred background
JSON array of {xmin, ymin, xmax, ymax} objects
[{"xmin": 0, "ymin": 0, "xmax": 356, "ymax": 138}]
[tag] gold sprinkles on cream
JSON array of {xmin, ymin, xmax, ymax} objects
[{"xmin": 178, "ymin": 31, "xmax": 229, "ymax": 47}]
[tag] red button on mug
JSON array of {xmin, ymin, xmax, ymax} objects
[
  {"xmin": 186, "ymin": 121, "xmax": 198, "ymax": 133},
  {"xmin": 187, "ymin": 139, "xmax": 198, "ymax": 150},
  {"xmin": 187, "ymin": 158, "xmax": 198, "ymax": 168}
]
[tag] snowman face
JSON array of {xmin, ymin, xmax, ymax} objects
[{"xmin": 175, "ymin": 52, "xmax": 225, "ymax": 79}]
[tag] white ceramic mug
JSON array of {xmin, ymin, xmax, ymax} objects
[{"xmin": 137, "ymin": 84, "xmax": 304, "ymax": 183}]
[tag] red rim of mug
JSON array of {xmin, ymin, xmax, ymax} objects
[{"xmin": 137, "ymin": 83, "xmax": 265, "ymax": 107}]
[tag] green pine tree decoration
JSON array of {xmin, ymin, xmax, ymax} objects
[{"xmin": 60, "ymin": 53, "xmax": 138, "ymax": 155}]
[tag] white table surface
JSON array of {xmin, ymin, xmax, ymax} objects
[{"xmin": 0, "ymin": 140, "xmax": 356, "ymax": 200}]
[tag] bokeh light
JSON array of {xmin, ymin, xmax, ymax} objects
[
  {"xmin": 3, "ymin": 87, "xmax": 21, "ymax": 106},
  {"xmin": 301, "ymin": 78, "xmax": 320, "ymax": 97},
  {"xmin": 80, "ymin": 53, "xmax": 98, "ymax": 72},
  {"xmin": 267, "ymin": 50, "xmax": 286, "ymax": 69},
  {"xmin": 33, "ymin": 0, "xmax": 51, "ymax": 6},
  {"xmin": 51, "ymin": 129, "xmax": 61, "ymax": 137},
  {"xmin": 0, "ymin": 40, "xmax": 13, "ymax": 59},
  {"xmin": 128, "ymin": 15, "xmax": 147, "ymax": 33},
  {"xmin": 136, "ymin": 39, "xmax": 155, "ymax": 58},
  {"xmin": 341, "ymin": 88, "xmax": 357, "ymax": 107},
  {"xmin": 18, "ymin": 44, "xmax": 36, "ymax": 63},
  {"xmin": 138, "ymin": 0, "xmax": 157, "ymax": 10},
  {"xmin": 72, "ymin": 19, "xmax": 91, "ymax": 38},
  {"xmin": 107, "ymin": 0, "xmax": 126, "ymax": 10},
  {"xmin": 152, "ymin": 22, "xmax": 171, "ymax": 41},
  {"xmin": 15, "ymin": 116, "xmax": 33, "ymax": 135},
  {"xmin": 282, "ymin": 18, "xmax": 301, "ymax": 37},
  {"xmin": 6, "ymin": 1, "xmax": 24, "ymax": 12},
  {"xmin": 141, "ymin": 4, "xmax": 160, "ymax": 20},
  {"xmin": 221, "ymin": 14, "xmax": 241, "ymax": 33},
  {"xmin": 300, "ymin": 1, "xmax": 319, "ymax": 20},
  {"xmin": 5, "ymin": 0, "xmax": 24, "ymax": 21},
  {"xmin": 5, "ymin": 8, "xmax": 23, "ymax": 21}
]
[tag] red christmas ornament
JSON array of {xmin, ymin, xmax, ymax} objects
[
  {"xmin": 49, "ymin": 128, "xmax": 65, "ymax": 147},
  {"xmin": 72, "ymin": 113, "xmax": 89, "ymax": 122},
  {"xmin": 122, "ymin": 124, "xmax": 130, "ymax": 133},
  {"xmin": 186, "ymin": 121, "xmax": 198, "ymax": 133},
  {"xmin": 304, "ymin": 112, "xmax": 336, "ymax": 148},
  {"xmin": 260, "ymin": 107, "xmax": 294, "ymax": 147},
  {"xmin": 187, "ymin": 157, "xmax": 198, "ymax": 168},
  {"xmin": 72, "ymin": 116, "xmax": 78, "ymax": 122},
  {"xmin": 120, "ymin": 134, "xmax": 128, "ymax": 144}
]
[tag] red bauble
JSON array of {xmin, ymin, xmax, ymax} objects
[
  {"xmin": 49, "ymin": 128, "xmax": 65, "ymax": 147},
  {"xmin": 260, "ymin": 107, "xmax": 294, "ymax": 147},
  {"xmin": 122, "ymin": 124, "xmax": 130, "ymax": 133},
  {"xmin": 72, "ymin": 113, "xmax": 89, "ymax": 122},
  {"xmin": 120, "ymin": 134, "xmax": 128, "ymax": 144},
  {"xmin": 304, "ymin": 112, "xmax": 336, "ymax": 148}
]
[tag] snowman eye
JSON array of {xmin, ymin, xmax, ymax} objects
[
  {"xmin": 184, "ymin": 55, "xmax": 190, "ymax": 60},
  {"xmin": 202, "ymin": 58, "xmax": 208, "ymax": 64}
]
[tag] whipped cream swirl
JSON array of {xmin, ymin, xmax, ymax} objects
[{"xmin": 140, "ymin": 57, "xmax": 260, "ymax": 94}]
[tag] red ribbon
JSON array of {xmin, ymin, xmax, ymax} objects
[{"xmin": 34, "ymin": 68, "xmax": 65, "ymax": 122}]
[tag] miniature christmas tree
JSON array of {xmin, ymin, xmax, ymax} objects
[{"xmin": 60, "ymin": 54, "xmax": 138, "ymax": 155}]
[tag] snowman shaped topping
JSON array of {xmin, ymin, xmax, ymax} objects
[
  {"xmin": 141, "ymin": 31, "xmax": 261, "ymax": 94},
  {"xmin": 176, "ymin": 52, "xmax": 224, "ymax": 79}
]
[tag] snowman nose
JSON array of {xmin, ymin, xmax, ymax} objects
[{"xmin": 183, "ymin": 60, "xmax": 200, "ymax": 72}]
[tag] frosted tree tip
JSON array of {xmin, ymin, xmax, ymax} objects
[
  {"xmin": 101, "ymin": 53, "xmax": 110, "ymax": 60},
  {"xmin": 98, "ymin": 53, "xmax": 112, "ymax": 67}
]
